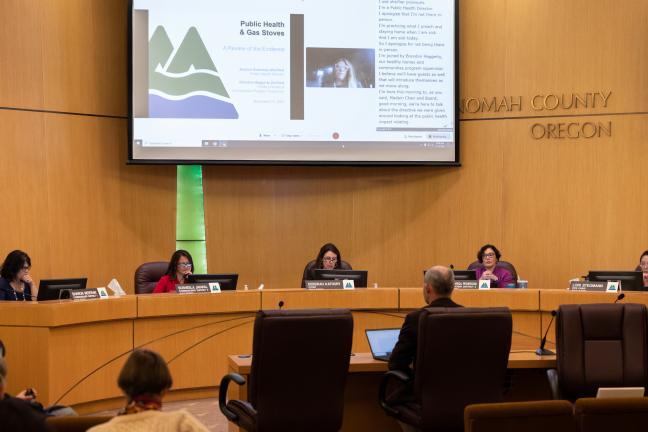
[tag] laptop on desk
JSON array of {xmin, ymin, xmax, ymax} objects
[{"xmin": 365, "ymin": 328, "xmax": 400, "ymax": 361}]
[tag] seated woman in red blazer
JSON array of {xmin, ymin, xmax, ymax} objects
[{"xmin": 153, "ymin": 250, "xmax": 194, "ymax": 294}]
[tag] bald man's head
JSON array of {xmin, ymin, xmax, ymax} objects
[{"xmin": 423, "ymin": 266, "xmax": 454, "ymax": 303}]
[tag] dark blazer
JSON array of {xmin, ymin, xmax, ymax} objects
[
  {"xmin": 388, "ymin": 296, "xmax": 462, "ymax": 373},
  {"xmin": 0, "ymin": 277, "xmax": 32, "ymax": 301}
]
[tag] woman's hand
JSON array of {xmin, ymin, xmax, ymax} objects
[
  {"xmin": 16, "ymin": 388, "xmax": 37, "ymax": 401},
  {"xmin": 481, "ymin": 270, "xmax": 499, "ymax": 281},
  {"xmin": 181, "ymin": 271, "xmax": 192, "ymax": 283}
]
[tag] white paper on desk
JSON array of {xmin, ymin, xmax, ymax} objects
[{"xmin": 107, "ymin": 278, "xmax": 127, "ymax": 296}]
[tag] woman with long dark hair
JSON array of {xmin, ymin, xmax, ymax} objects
[
  {"xmin": 152, "ymin": 250, "xmax": 194, "ymax": 294},
  {"xmin": 0, "ymin": 250, "xmax": 34, "ymax": 301},
  {"xmin": 301, "ymin": 243, "xmax": 352, "ymax": 287}
]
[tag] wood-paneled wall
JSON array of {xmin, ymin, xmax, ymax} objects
[
  {"xmin": 0, "ymin": 0, "xmax": 175, "ymax": 290},
  {"xmin": 1, "ymin": 0, "xmax": 646, "ymax": 292}
]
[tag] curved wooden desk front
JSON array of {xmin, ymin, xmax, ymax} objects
[
  {"xmin": 0, "ymin": 287, "xmax": 550, "ymax": 413},
  {"xmin": 0, "ymin": 292, "xmax": 261, "ymax": 412}
]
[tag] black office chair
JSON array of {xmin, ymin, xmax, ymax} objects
[
  {"xmin": 574, "ymin": 397, "xmax": 648, "ymax": 432},
  {"xmin": 133, "ymin": 261, "xmax": 168, "ymax": 294},
  {"xmin": 547, "ymin": 303, "xmax": 648, "ymax": 400},
  {"xmin": 464, "ymin": 400, "xmax": 576, "ymax": 432},
  {"xmin": 219, "ymin": 309, "xmax": 354, "ymax": 432},
  {"xmin": 379, "ymin": 307, "xmax": 512, "ymax": 432}
]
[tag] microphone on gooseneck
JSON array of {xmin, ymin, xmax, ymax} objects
[
  {"xmin": 278, "ymin": 301, "xmax": 284, "ymax": 309},
  {"xmin": 449, "ymin": 264, "xmax": 454, "ymax": 270},
  {"xmin": 615, "ymin": 293, "xmax": 625, "ymax": 303},
  {"xmin": 536, "ymin": 310, "xmax": 557, "ymax": 356}
]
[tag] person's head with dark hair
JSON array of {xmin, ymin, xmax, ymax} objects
[
  {"xmin": 315, "ymin": 243, "xmax": 343, "ymax": 270},
  {"xmin": 0, "ymin": 397, "xmax": 51, "ymax": 431},
  {"xmin": 118, "ymin": 349, "xmax": 173, "ymax": 403},
  {"xmin": 423, "ymin": 266, "xmax": 455, "ymax": 304},
  {"xmin": 164, "ymin": 250, "xmax": 194, "ymax": 282},
  {"xmin": 639, "ymin": 250, "xmax": 648, "ymax": 271},
  {"xmin": 0, "ymin": 250, "xmax": 31, "ymax": 282},
  {"xmin": 477, "ymin": 244, "xmax": 502, "ymax": 270},
  {"xmin": 640, "ymin": 250, "xmax": 648, "ymax": 288}
]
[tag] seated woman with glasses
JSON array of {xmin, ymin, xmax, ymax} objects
[
  {"xmin": 473, "ymin": 244, "xmax": 514, "ymax": 288},
  {"xmin": 0, "ymin": 250, "xmax": 35, "ymax": 301},
  {"xmin": 638, "ymin": 250, "xmax": 648, "ymax": 289},
  {"xmin": 301, "ymin": 243, "xmax": 352, "ymax": 288},
  {"xmin": 153, "ymin": 250, "xmax": 194, "ymax": 294}
]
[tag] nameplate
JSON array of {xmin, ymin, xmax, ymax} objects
[
  {"xmin": 69, "ymin": 287, "xmax": 109, "ymax": 300},
  {"xmin": 304, "ymin": 280, "xmax": 344, "ymax": 290},
  {"xmin": 569, "ymin": 280, "xmax": 619, "ymax": 292},
  {"xmin": 454, "ymin": 280, "xmax": 478, "ymax": 289},
  {"xmin": 176, "ymin": 283, "xmax": 221, "ymax": 294}
]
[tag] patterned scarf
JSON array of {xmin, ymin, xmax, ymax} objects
[{"xmin": 119, "ymin": 394, "xmax": 163, "ymax": 415}]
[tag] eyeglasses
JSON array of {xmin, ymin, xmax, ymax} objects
[
  {"xmin": 21, "ymin": 265, "xmax": 30, "ymax": 271},
  {"xmin": 482, "ymin": 253, "xmax": 496, "ymax": 258},
  {"xmin": 322, "ymin": 257, "xmax": 338, "ymax": 263},
  {"xmin": 177, "ymin": 263, "xmax": 192, "ymax": 268}
]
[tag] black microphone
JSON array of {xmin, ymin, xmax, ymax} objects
[
  {"xmin": 278, "ymin": 300, "xmax": 284, "ymax": 309},
  {"xmin": 449, "ymin": 264, "xmax": 454, "ymax": 269},
  {"xmin": 615, "ymin": 293, "xmax": 625, "ymax": 303},
  {"xmin": 536, "ymin": 310, "xmax": 557, "ymax": 356}
]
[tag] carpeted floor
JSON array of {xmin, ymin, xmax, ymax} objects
[{"xmin": 90, "ymin": 398, "xmax": 230, "ymax": 431}]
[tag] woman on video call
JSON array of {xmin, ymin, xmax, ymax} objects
[
  {"xmin": 323, "ymin": 58, "xmax": 362, "ymax": 88},
  {"xmin": 0, "ymin": 250, "xmax": 34, "ymax": 301},
  {"xmin": 153, "ymin": 250, "xmax": 194, "ymax": 294}
]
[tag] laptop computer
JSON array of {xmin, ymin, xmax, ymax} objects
[
  {"xmin": 596, "ymin": 387, "xmax": 645, "ymax": 398},
  {"xmin": 365, "ymin": 328, "xmax": 400, "ymax": 361}
]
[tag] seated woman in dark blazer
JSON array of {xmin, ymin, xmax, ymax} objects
[
  {"xmin": 0, "ymin": 250, "xmax": 34, "ymax": 301},
  {"xmin": 301, "ymin": 243, "xmax": 352, "ymax": 288},
  {"xmin": 474, "ymin": 244, "xmax": 514, "ymax": 288},
  {"xmin": 152, "ymin": 250, "xmax": 194, "ymax": 294}
]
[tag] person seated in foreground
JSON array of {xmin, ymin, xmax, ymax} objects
[
  {"xmin": 0, "ymin": 340, "xmax": 75, "ymax": 417},
  {"xmin": 0, "ymin": 353, "xmax": 53, "ymax": 431},
  {"xmin": 88, "ymin": 348, "xmax": 208, "ymax": 432},
  {"xmin": 386, "ymin": 267, "xmax": 462, "ymax": 432},
  {"xmin": 153, "ymin": 250, "xmax": 194, "ymax": 294},
  {"xmin": 0, "ymin": 397, "xmax": 52, "ymax": 432},
  {"xmin": 389, "ymin": 266, "xmax": 462, "ymax": 375},
  {"xmin": 473, "ymin": 244, "xmax": 514, "ymax": 288},
  {"xmin": 301, "ymin": 243, "xmax": 352, "ymax": 287}
]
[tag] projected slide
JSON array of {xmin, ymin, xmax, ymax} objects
[{"xmin": 130, "ymin": 0, "xmax": 458, "ymax": 164}]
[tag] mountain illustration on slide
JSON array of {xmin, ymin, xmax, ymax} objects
[{"xmin": 148, "ymin": 26, "xmax": 238, "ymax": 119}]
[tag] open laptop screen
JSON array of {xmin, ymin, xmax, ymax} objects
[{"xmin": 366, "ymin": 328, "xmax": 400, "ymax": 360}]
